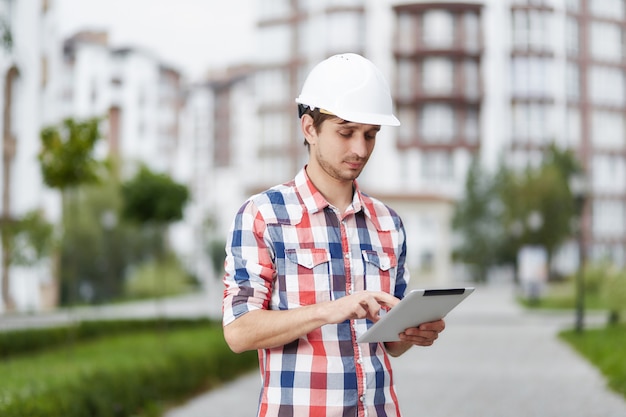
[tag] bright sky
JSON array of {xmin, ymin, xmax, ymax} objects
[{"xmin": 56, "ymin": 0, "xmax": 256, "ymax": 80}]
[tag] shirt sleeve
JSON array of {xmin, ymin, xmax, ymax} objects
[{"xmin": 222, "ymin": 199, "xmax": 276, "ymax": 326}]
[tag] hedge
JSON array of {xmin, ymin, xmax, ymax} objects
[
  {"xmin": 0, "ymin": 323, "xmax": 258, "ymax": 417},
  {"xmin": 0, "ymin": 317, "xmax": 214, "ymax": 359}
]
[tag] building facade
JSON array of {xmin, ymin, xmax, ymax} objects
[
  {"xmin": 0, "ymin": 0, "xmax": 187, "ymax": 312},
  {"xmin": 0, "ymin": 0, "xmax": 62, "ymax": 312},
  {"xmin": 202, "ymin": 0, "xmax": 626, "ymax": 286}
]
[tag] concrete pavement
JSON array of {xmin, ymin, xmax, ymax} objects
[{"xmin": 165, "ymin": 284, "xmax": 626, "ymax": 417}]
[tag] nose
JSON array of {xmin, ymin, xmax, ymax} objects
[{"xmin": 350, "ymin": 133, "xmax": 371, "ymax": 159}]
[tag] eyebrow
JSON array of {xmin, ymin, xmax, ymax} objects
[{"xmin": 336, "ymin": 120, "xmax": 381, "ymax": 131}]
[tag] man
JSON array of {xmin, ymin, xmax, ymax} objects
[{"xmin": 222, "ymin": 53, "xmax": 445, "ymax": 417}]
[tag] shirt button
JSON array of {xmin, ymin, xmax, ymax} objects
[
  {"xmin": 344, "ymin": 253, "xmax": 350, "ymax": 259},
  {"xmin": 360, "ymin": 396, "xmax": 365, "ymax": 402}
]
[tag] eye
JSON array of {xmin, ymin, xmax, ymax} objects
[{"xmin": 338, "ymin": 130, "xmax": 353, "ymax": 138}]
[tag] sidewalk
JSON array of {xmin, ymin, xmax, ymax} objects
[{"xmin": 165, "ymin": 284, "xmax": 626, "ymax": 417}]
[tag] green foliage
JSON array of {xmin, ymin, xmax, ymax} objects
[
  {"xmin": 1, "ymin": 210, "xmax": 54, "ymax": 266},
  {"xmin": 124, "ymin": 255, "xmax": 195, "ymax": 298},
  {"xmin": 39, "ymin": 118, "xmax": 103, "ymax": 190},
  {"xmin": 599, "ymin": 266, "xmax": 626, "ymax": 324},
  {"xmin": 452, "ymin": 159, "xmax": 503, "ymax": 281},
  {"xmin": 453, "ymin": 145, "xmax": 583, "ymax": 280},
  {"xmin": 56, "ymin": 165, "xmax": 166, "ymax": 304},
  {"xmin": 121, "ymin": 165, "xmax": 189, "ymax": 225},
  {"xmin": 0, "ymin": 323, "xmax": 258, "ymax": 417},
  {"xmin": 582, "ymin": 261, "xmax": 611, "ymax": 294},
  {"xmin": 0, "ymin": 318, "xmax": 213, "ymax": 359},
  {"xmin": 560, "ymin": 325, "xmax": 626, "ymax": 399}
]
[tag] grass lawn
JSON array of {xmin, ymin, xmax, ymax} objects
[
  {"xmin": 520, "ymin": 281, "xmax": 626, "ymax": 401},
  {"xmin": 560, "ymin": 326, "xmax": 626, "ymax": 400}
]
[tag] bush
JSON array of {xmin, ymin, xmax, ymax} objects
[
  {"xmin": 124, "ymin": 255, "xmax": 195, "ymax": 298},
  {"xmin": 581, "ymin": 261, "xmax": 609, "ymax": 295},
  {"xmin": 601, "ymin": 268, "xmax": 626, "ymax": 325},
  {"xmin": 0, "ymin": 325, "xmax": 258, "ymax": 417},
  {"xmin": 0, "ymin": 318, "xmax": 213, "ymax": 359}
]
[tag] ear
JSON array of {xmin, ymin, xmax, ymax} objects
[{"xmin": 301, "ymin": 114, "xmax": 317, "ymax": 146}]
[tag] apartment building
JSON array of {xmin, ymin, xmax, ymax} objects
[
  {"xmin": 0, "ymin": 0, "xmax": 187, "ymax": 312},
  {"xmin": 62, "ymin": 31, "xmax": 184, "ymax": 174},
  {"xmin": 196, "ymin": 0, "xmax": 625, "ymax": 285},
  {"xmin": 0, "ymin": 0, "xmax": 62, "ymax": 312}
]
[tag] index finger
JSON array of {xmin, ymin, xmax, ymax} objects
[{"xmin": 370, "ymin": 291, "xmax": 400, "ymax": 309}]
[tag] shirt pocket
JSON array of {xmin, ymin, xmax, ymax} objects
[
  {"xmin": 361, "ymin": 250, "xmax": 397, "ymax": 294},
  {"xmin": 284, "ymin": 248, "xmax": 331, "ymax": 306}
]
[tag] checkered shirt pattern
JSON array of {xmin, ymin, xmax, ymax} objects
[{"xmin": 223, "ymin": 167, "xmax": 410, "ymax": 417}]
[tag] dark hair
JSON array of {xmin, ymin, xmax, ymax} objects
[{"xmin": 298, "ymin": 104, "xmax": 336, "ymax": 148}]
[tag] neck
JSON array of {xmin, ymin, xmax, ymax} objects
[{"xmin": 305, "ymin": 165, "xmax": 354, "ymax": 214}]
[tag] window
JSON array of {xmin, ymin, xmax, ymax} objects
[
  {"xmin": 589, "ymin": 66, "xmax": 625, "ymax": 106},
  {"xmin": 421, "ymin": 151, "xmax": 454, "ymax": 181},
  {"xmin": 566, "ymin": 17, "xmax": 579, "ymax": 56},
  {"xmin": 566, "ymin": 63, "xmax": 579, "ymax": 101},
  {"xmin": 590, "ymin": 22, "xmax": 623, "ymax": 62},
  {"xmin": 591, "ymin": 110, "xmax": 625, "ymax": 149},
  {"xmin": 512, "ymin": 9, "xmax": 550, "ymax": 51},
  {"xmin": 422, "ymin": 57, "xmax": 453, "ymax": 94},
  {"xmin": 397, "ymin": 13, "xmax": 416, "ymax": 53},
  {"xmin": 592, "ymin": 199, "xmax": 626, "ymax": 238},
  {"xmin": 512, "ymin": 103, "xmax": 551, "ymax": 144},
  {"xmin": 422, "ymin": 10, "xmax": 454, "ymax": 48},
  {"xmin": 256, "ymin": 68, "xmax": 290, "ymax": 105},
  {"xmin": 260, "ymin": 112, "xmax": 290, "ymax": 148},
  {"xmin": 464, "ymin": 59, "xmax": 479, "ymax": 99},
  {"xmin": 464, "ymin": 12, "xmax": 480, "ymax": 52},
  {"xmin": 565, "ymin": 107, "xmax": 581, "ymax": 146},
  {"xmin": 465, "ymin": 109, "xmax": 479, "ymax": 144},
  {"xmin": 512, "ymin": 57, "xmax": 552, "ymax": 97},
  {"xmin": 397, "ymin": 60, "xmax": 414, "ymax": 101},
  {"xmin": 590, "ymin": 0, "xmax": 625, "ymax": 20},
  {"xmin": 398, "ymin": 107, "xmax": 417, "ymax": 145},
  {"xmin": 421, "ymin": 104, "xmax": 455, "ymax": 143},
  {"xmin": 592, "ymin": 154, "xmax": 626, "ymax": 193}
]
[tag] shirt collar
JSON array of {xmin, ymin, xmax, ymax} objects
[{"xmin": 294, "ymin": 166, "xmax": 364, "ymax": 216}]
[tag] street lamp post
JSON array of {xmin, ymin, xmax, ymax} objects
[{"xmin": 570, "ymin": 174, "xmax": 588, "ymax": 333}]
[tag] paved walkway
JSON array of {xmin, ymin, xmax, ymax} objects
[{"xmin": 165, "ymin": 284, "xmax": 626, "ymax": 417}]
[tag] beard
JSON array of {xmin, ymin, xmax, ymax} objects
[{"xmin": 315, "ymin": 146, "xmax": 367, "ymax": 183}]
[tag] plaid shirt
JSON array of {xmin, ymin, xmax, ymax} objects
[{"xmin": 223, "ymin": 167, "xmax": 409, "ymax": 417}]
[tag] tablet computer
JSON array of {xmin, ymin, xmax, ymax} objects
[{"xmin": 357, "ymin": 287, "xmax": 474, "ymax": 343}]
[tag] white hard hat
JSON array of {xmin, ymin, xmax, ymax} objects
[{"xmin": 296, "ymin": 53, "xmax": 400, "ymax": 126}]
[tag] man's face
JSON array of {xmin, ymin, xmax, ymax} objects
[{"xmin": 306, "ymin": 116, "xmax": 380, "ymax": 183}]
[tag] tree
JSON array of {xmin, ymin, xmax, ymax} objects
[
  {"xmin": 121, "ymin": 165, "xmax": 189, "ymax": 227},
  {"xmin": 121, "ymin": 165, "xmax": 190, "ymax": 307},
  {"xmin": 39, "ymin": 117, "xmax": 103, "ymax": 305},
  {"xmin": 453, "ymin": 145, "xmax": 583, "ymax": 282},
  {"xmin": 39, "ymin": 118, "xmax": 102, "ymax": 190},
  {"xmin": 498, "ymin": 145, "xmax": 580, "ymax": 279},
  {"xmin": 0, "ymin": 210, "xmax": 54, "ymax": 309},
  {"xmin": 452, "ymin": 159, "xmax": 504, "ymax": 282}
]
